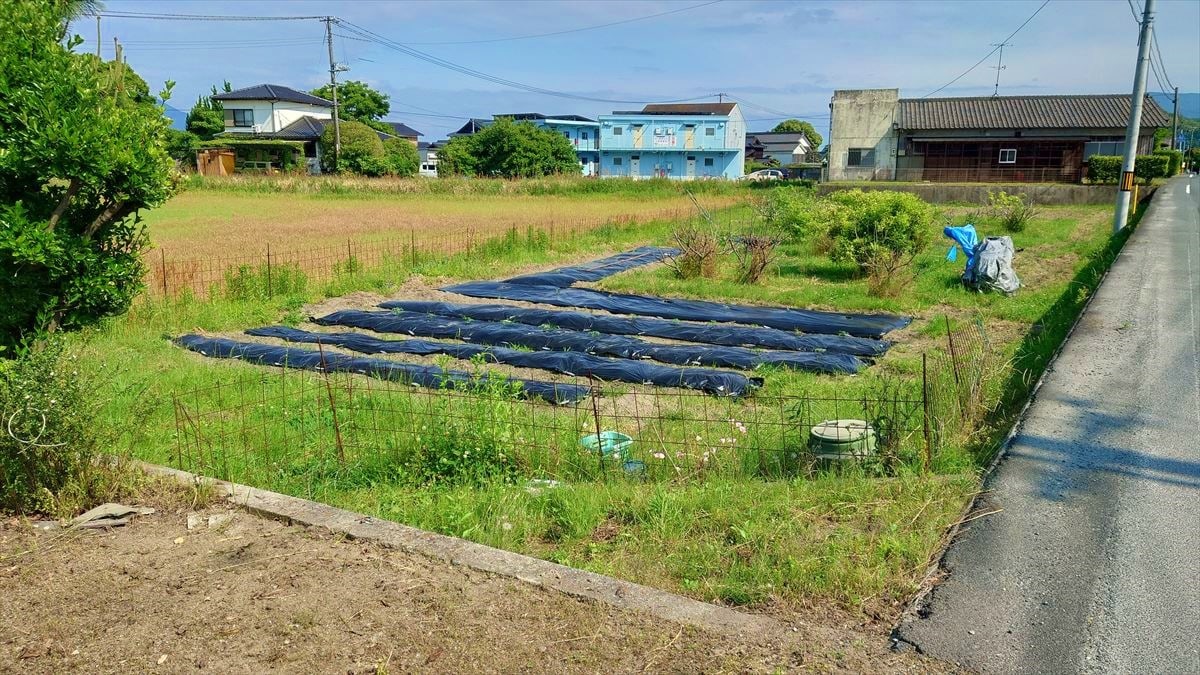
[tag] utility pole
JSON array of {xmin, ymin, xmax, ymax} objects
[
  {"xmin": 323, "ymin": 17, "xmax": 342, "ymax": 172},
  {"xmin": 1113, "ymin": 0, "xmax": 1155, "ymax": 233},
  {"xmin": 990, "ymin": 43, "xmax": 1011, "ymax": 97},
  {"xmin": 96, "ymin": 15, "xmax": 100, "ymax": 58},
  {"xmin": 1171, "ymin": 86, "xmax": 1179, "ymax": 149},
  {"xmin": 717, "ymin": 92, "xmax": 727, "ymax": 103}
]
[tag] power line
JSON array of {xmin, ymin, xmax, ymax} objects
[
  {"xmin": 1149, "ymin": 29, "xmax": 1175, "ymax": 91},
  {"xmin": 399, "ymin": 0, "xmax": 723, "ymax": 46},
  {"xmin": 724, "ymin": 95, "xmax": 829, "ymax": 120},
  {"xmin": 920, "ymin": 0, "xmax": 1050, "ymax": 98},
  {"xmin": 334, "ymin": 18, "xmax": 714, "ymax": 106},
  {"xmin": 96, "ymin": 11, "xmax": 325, "ymax": 21}
]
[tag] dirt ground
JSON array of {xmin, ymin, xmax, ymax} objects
[{"xmin": 0, "ymin": 500, "xmax": 950, "ymax": 674}]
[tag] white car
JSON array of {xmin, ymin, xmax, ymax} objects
[{"xmin": 742, "ymin": 169, "xmax": 784, "ymax": 181}]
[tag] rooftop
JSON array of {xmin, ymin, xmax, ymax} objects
[
  {"xmin": 897, "ymin": 94, "xmax": 1169, "ymax": 131},
  {"xmin": 213, "ymin": 84, "xmax": 333, "ymax": 108},
  {"xmin": 640, "ymin": 103, "xmax": 739, "ymax": 116},
  {"xmin": 383, "ymin": 121, "xmax": 423, "ymax": 138}
]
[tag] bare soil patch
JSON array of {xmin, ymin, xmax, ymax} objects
[{"xmin": 0, "ymin": 505, "xmax": 947, "ymax": 673}]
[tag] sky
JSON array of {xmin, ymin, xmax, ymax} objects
[{"xmin": 80, "ymin": 0, "xmax": 1200, "ymax": 141}]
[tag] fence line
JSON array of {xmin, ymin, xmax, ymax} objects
[{"xmin": 168, "ymin": 315, "xmax": 989, "ymax": 495}]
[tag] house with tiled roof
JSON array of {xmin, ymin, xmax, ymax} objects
[{"xmin": 827, "ymin": 89, "xmax": 1169, "ymax": 182}]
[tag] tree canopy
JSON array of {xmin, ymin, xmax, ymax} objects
[
  {"xmin": 319, "ymin": 120, "xmax": 386, "ymax": 176},
  {"xmin": 0, "ymin": 0, "xmax": 176, "ymax": 353},
  {"xmin": 186, "ymin": 82, "xmax": 230, "ymax": 140},
  {"xmin": 770, "ymin": 119, "xmax": 823, "ymax": 154},
  {"xmin": 437, "ymin": 118, "xmax": 580, "ymax": 178},
  {"xmin": 312, "ymin": 80, "xmax": 390, "ymax": 129}
]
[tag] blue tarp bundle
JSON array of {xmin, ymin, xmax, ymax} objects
[
  {"xmin": 503, "ymin": 245, "xmax": 679, "ymax": 287},
  {"xmin": 246, "ymin": 326, "xmax": 759, "ymax": 396},
  {"xmin": 944, "ymin": 224, "xmax": 980, "ymax": 271},
  {"xmin": 441, "ymin": 282, "xmax": 911, "ymax": 338},
  {"xmin": 313, "ymin": 309, "xmax": 865, "ymax": 374},
  {"xmin": 173, "ymin": 334, "xmax": 589, "ymax": 404},
  {"xmin": 376, "ymin": 300, "xmax": 889, "ymax": 357}
]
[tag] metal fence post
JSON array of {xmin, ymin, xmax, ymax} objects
[
  {"xmin": 347, "ymin": 239, "xmax": 353, "ymax": 275},
  {"xmin": 266, "ymin": 243, "xmax": 273, "ymax": 299},
  {"xmin": 160, "ymin": 248, "xmax": 168, "ymax": 298},
  {"xmin": 410, "ymin": 229, "xmax": 417, "ymax": 268},
  {"xmin": 922, "ymin": 352, "xmax": 932, "ymax": 474}
]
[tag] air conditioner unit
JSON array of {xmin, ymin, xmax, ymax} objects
[{"xmin": 252, "ymin": 124, "xmax": 263, "ymax": 133}]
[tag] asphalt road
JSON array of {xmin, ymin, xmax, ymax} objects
[{"xmin": 895, "ymin": 175, "xmax": 1200, "ymax": 673}]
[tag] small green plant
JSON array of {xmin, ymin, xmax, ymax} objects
[
  {"xmin": 825, "ymin": 190, "xmax": 936, "ymax": 297},
  {"xmin": 0, "ymin": 341, "xmax": 105, "ymax": 514},
  {"xmin": 988, "ymin": 190, "xmax": 1037, "ymax": 233}
]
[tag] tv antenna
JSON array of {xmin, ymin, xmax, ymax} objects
[{"xmin": 990, "ymin": 42, "xmax": 1012, "ymax": 97}]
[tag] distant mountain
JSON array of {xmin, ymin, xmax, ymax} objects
[
  {"xmin": 163, "ymin": 104, "xmax": 188, "ymax": 131},
  {"xmin": 1151, "ymin": 92, "xmax": 1199, "ymax": 120}
]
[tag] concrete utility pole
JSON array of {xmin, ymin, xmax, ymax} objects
[
  {"xmin": 1171, "ymin": 86, "xmax": 1179, "ymax": 149},
  {"xmin": 96, "ymin": 15, "xmax": 100, "ymax": 58},
  {"xmin": 1113, "ymin": 0, "xmax": 1155, "ymax": 233},
  {"xmin": 323, "ymin": 17, "xmax": 342, "ymax": 171},
  {"xmin": 990, "ymin": 42, "xmax": 1012, "ymax": 97}
]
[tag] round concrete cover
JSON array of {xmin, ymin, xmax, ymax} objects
[{"xmin": 810, "ymin": 419, "xmax": 872, "ymax": 442}]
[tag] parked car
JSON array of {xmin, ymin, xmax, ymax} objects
[{"xmin": 742, "ymin": 169, "xmax": 785, "ymax": 181}]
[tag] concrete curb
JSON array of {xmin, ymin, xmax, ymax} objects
[{"xmin": 140, "ymin": 462, "xmax": 783, "ymax": 637}]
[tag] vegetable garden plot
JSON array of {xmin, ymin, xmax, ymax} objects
[
  {"xmin": 441, "ymin": 281, "xmax": 911, "ymax": 338},
  {"xmin": 377, "ymin": 300, "xmax": 890, "ymax": 357},
  {"xmin": 245, "ymin": 326, "xmax": 759, "ymax": 396},
  {"xmin": 312, "ymin": 310, "xmax": 865, "ymax": 374},
  {"xmin": 173, "ymin": 335, "xmax": 588, "ymax": 404},
  {"xmin": 502, "ymin": 245, "xmax": 679, "ymax": 287}
]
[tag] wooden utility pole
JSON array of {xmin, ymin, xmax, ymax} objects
[
  {"xmin": 1113, "ymin": 0, "xmax": 1155, "ymax": 232},
  {"xmin": 323, "ymin": 17, "xmax": 342, "ymax": 171}
]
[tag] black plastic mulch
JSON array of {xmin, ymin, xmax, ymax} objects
[{"xmin": 502, "ymin": 245, "xmax": 680, "ymax": 287}]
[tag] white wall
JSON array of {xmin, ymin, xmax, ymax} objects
[
  {"xmin": 827, "ymin": 89, "xmax": 899, "ymax": 181},
  {"xmin": 725, "ymin": 105, "xmax": 746, "ymax": 178},
  {"xmin": 222, "ymin": 100, "xmax": 331, "ymax": 133}
]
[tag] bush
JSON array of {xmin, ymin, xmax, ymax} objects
[
  {"xmin": 436, "ymin": 118, "xmax": 580, "ymax": 178},
  {"xmin": 728, "ymin": 232, "xmax": 781, "ymax": 284},
  {"xmin": 987, "ymin": 190, "xmax": 1038, "ymax": 233},
  {"xmin": 383, "ymin": 137, "xmax": 420, "ymax": 177},
  {"xmin": 825, "ymin": 190, "xmax": 936, "ymax": 297},
  {"xmin": 1153, "ymin": 148, "xmax": 1184, "ymax": 176},
  {"xmin": 666, "ymin": 222, "xmax": 719, "ymax": 279},
  {"xmin": 319, "ymin": 119, "xmax": 385, "ymax": 175},
  {"xmin": 760, "ymin": 186, "xmax": 846, "ymax": 244},
  {"xmin": 1087, "ymin": 154, "xmax": 1171, "ymax": 184},
  {"xmin": 0, "ymin": 342, "xmax": 103, "ymax": 514}
]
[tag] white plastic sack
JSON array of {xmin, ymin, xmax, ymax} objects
[{"xmin": 969, "ymin": 236, "xmax": 1021, "ymax": 295}]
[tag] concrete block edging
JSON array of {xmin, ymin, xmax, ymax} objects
[{"xmin": 140, "ymin": 462, "xmax": 781, "ymax": 637}]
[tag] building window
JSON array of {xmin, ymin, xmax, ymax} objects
[
  {"xmin": 613, "ymin": 157, "xmax": 623, "ymax": 166},
  {"xmin": 1084, "ymin": 140, "xmax": 1124, "ymax": 158},
  {"xmin": 705, "ymin": 127, "xmax": 716, "ymax": 136},
  {"xmin": 704, "ymin": 157, "xmax": 714, "ymax": 167},
  {"xmin": 230, "ymin": 109, "xmax": 254, "ymax": 128},
  {"xmin": 613, "ymin": 127, "xmax": 623, "ymax": 136},
  {"xmin": 563, "ymin": 131, "xmax": 570, "ymax": 139},
  {"xmin": 846, "ymin": 148, "xmax": 875, "ymax": 167},
  {"xmin": 998, "ymin": 148, "xmax": 1017, "ymax": 164},
  {"xmin": 582, "ymin": 131, "xmax": 589, "ymax": 140}
]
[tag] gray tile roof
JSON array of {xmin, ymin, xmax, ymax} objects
[
  {"xmin": 265, "ymin": 116, "xmax": 329, "ymax": 140},
  {"xmin": 383, "ymin": 121, "xmax": 423, "ymax": 138},
  {"xmin": 898, "ymin": 94, "xmax": 1169, "ymax": 131},
  {"xmin": 640, "ymin": 103, "xmax": 738, "ymax": 116},
  {"xmin": 213, "ymin": 84, "xmax": 333, "ymax": 107}
]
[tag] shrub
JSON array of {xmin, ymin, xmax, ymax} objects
[
  {"xmin": 666, "ymin": 222, "xmax": 719, "ymax": 279},
  {"xmin": 0, "ymin": 342, "xmax": 104, "ymax": 514},
  {"xmin": 383, "ymin": 137, "xmax": 420, "ymax": 177},
  {"xmin": 1153, "ymin": 148, "xmax": 1183, "ymax": 176},
  {"xmin": 728, "ymin": 232, "xmax": 781, "ymax": 284},
  {"xmin": 319, "ymin": 119, "xmax": 385, "ymax": 175},
  {"xmin": 987, "ymin": 190, "xmax": 1038, "ymax": 233},
  {"xmin": 436, "ymin": 118, "xmax": 579, "ymax": 178},
  {"xmin": 1087, "ymin": 154, "xmax": 1171, "ymax": 184},
  {"xmin": 825, "ymin": 190, "xmax": 936, "ymax": 297},
  {"xmin": 760, "ymin": 186, "xmax": 846, "ymax": 244}
]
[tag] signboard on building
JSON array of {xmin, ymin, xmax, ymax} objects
[{"xmin": 652, "ymin": 135, "xmax": 677, "ymax": 148}]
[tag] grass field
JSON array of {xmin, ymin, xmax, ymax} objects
[{"xmin": 71, "ymin": 183, "xmax": 1134, "ymax": 620}]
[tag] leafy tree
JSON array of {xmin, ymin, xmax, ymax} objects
[
  {"xmin": 770, "ymin": 119, "xmax": 823, "ymax": 155},
  {"xmin": 0, "ymin": 0, "xmax": 175, "ymax": 353},
  {"xmin": 186, "ymin": 82, "xmax": 231, "ymax": 140},
  {"xmin": 383, "ymin": 137, "xmax": 420, "ymax": 177},
  {"xmin": 164, "ymin": 129, "xmax": 200, "ymax": 165},
  {"xmin": 319, "ymin": 119, "xmax": 385, "ymax": 175},
  {"xmin": 311, "ymin": 80, "xmax": 390, "ymax": 126},
  {"xmin": 437, "ymin": 118, "xmax": 579, "ymax": 178}
]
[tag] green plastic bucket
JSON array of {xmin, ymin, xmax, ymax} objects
[
  {"xmin": 808, "ymin": 419, "xmax": 877, "ymax": 463},
  {"xmin": 581, "ymin": 431, "xmax": 633, "ymax": 461}
]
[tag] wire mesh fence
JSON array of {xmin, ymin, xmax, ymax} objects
[
  {"xmin": 144, "ymin": 212, "xmax": 679, "ymax": 300},
  {"xmin": 169, "ymin": 314, "xmax": 992, "ymax": 496}
]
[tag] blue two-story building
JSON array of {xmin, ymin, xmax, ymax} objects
[{"xmin": 597, "ymin": 103, "xmax": 746, "ymax": 180}]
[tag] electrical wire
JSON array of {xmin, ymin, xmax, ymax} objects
[
  {"xmin": 334, "ymin": 18, "xmax": 715, "ymax": 106},
  {"xmin": 919, "ymin": 0, "xmax": 1051, "ymax": 98},
  {"xmin": 1150, "ymin": 29, "xmax": 1175, "ymax": 91},
  {"xmin": 725, "ymin": 95, "xmax": 829, "ymax": 120},
  {"xmin": 96, "ymin": 10, "xmax": 326, "ymax": 21}
]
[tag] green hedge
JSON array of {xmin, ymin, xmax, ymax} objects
[
  {"xmin": 1087, "ymin": 154, "xmax": 1170, "ymax": 184},
  {"xmin": 1153, "ymin": 148, "xmax": 1184, "ymax": 176}
]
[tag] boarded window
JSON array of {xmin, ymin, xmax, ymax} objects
[
  {"xmin": 847, "ymin": 148, "xmax": 874, "ymax": 167},
  {"xmin": 998, "ymin": 148, "xmax": 1017, "ymax": 164},
  {"xmin": 704, "ymin": 158, "xmax": 714, "ymax": 167}
]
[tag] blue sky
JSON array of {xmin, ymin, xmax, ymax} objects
[{"xmin": 81, "ymin": 0, "xmax": 1200, "ymax": 140}]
